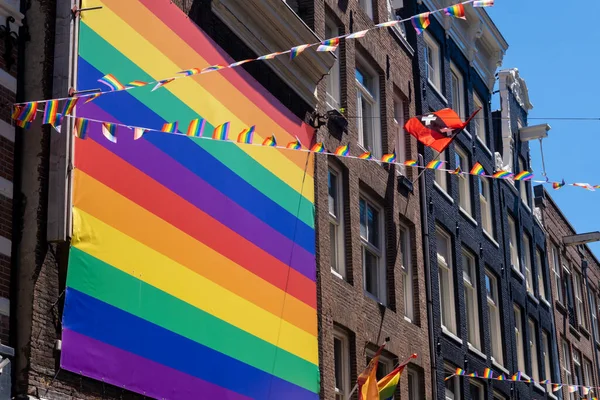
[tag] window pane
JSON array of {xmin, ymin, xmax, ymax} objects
[
  {"xmin": 334, "ymin": 337, "xmax": 343, "ymax": 389},
  {"xmin": 364, "ymin": 248, "xmax": 379, "ymax": 296},
  {"xmin": 328, "ymin": 170, "xmax": 338, "ymax": 217},
  {"xmin": 360, "ymin": 199, "xmax": 367, "ymax": 238},
  {"xmin": 367, "ymin": 204, "xmax": 379, "ymax": 248}
]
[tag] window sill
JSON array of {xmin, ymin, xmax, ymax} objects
[
  {"xmin": 483, "ymin": 230, "xmax": 499, "ymax": 248},
  {"xmin": 555, "ymin": 300, "xmax": 567, "ymax": 315},
  {"xmin": 512, "ymin": 266, "xmax": 525, "ymax": 281},
  {"xmin": 459, "ymin": 207, "xmax": 478, "ymax": 227},
  {"xmin": 476, "ymin": 136, "xmax": 493, "ymax": 158},
  {"xmin": 434, "ymin": 182, "xmax": 454, "ymax": 204},
  {"xmin": 579, "ymin": 325, "xmax": 591, "ymax": 339},
  {"xmin": 569, "ymin": 324, "xmax": 581, "ymax": 339},
  {"xmin": 468, "ymin": 343, "xmax": 486, "ymax": 360},
  {"xmin": 547, "ymin": 392, "xmax": 557, "ymax": 400},
  {"xmin": 442, "ymin": 326, "xmax": 463, "ymax": 345},
  {"xmin": 462, "ymin": 128, "xmax": 472, "ymax": 140},
  {"xmin": 364, "ymin": 291, "xmax": 387, "ymax": 309},
  {"xmin": 522, "ymin": 202, "xmax": 531, "ymax": 213},
  {"xmin": 541, "ymin": 298, "xmax": 551, "ymax": 309},
  {"xmin": 491, "ymin": 359, "xmax": 510, "ymax": 376},
  {"xmin": 404, "ymin": 316, "xmax": 415, "ymax": 324},
  {"xmin": 331, "ymin": 268, "xmax": 346, "ymax": 281},
  {"xmin": 427, "ymin": 80, "xmax": 448, "ymax": 105},
  {"xmin": 533, "ymin": 382, "xmax": 545, "ymax": 393},
  {"xmin": 527, "ymin": 291, "xmax": 539, "ymax": 304},
  {"xmin": 520, "ymin": 372, "xmax": 532, "ymax": 383}
]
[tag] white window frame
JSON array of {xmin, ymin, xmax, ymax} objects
[
  {"xmin": 573, "ymin": 349, "xmax": 583, "ymax": 393},
  {"xmin": 514, "ymin": 304, "xmax": 525, "ymax": 372},
  {"xmin": 450, "ymin": 63, "xmax": 465, "ymax": 120},
  {"xmin": 325, "ymin": 17, "xmax": 341, "ymax": 111},
  {"xmin": 523, "ymin": 233, "xmax": 534, "ymax": 295},
  {"xmin": 407, "ymin": 368, "xmax": 420, "ymax": 400},
  {"xmin": 473, "ymin": 93, "xmax": 487, "ymax": 148},
  {"xmin": 562, "ymin": 340, "xmax": 574, "ymax": 400},
  {"xmin": 508, "ymin": 215, "xmax": 520, "ymax": 273},
  {"xmin": 542, "ymin": 331, "xmax": 552, "ymax": 393},
  {"xmin": 356, "ymin": 58, "xmax": 382, "ymax": 158},
  {"xmin": 463, "ymin": 249, "xmax": 481, "ymax": 350},
  {"xmin": 358, "ymin": 0, "xmax": 373, "ymax": 19},
  {"xmin": 479, "ymin": 177, "xmax": 493, "ymax": 237},
  {"xmin": 592, "ymin": 294, "xmax": 599, "ymax": 343},
  {"xmin": 394, "ymin": 96, "xmax": 407, "ymax": 176},
  {"xmin": 552, "ymin": 245, "xmax": 564, "ymax": 304},
  {"xmin": 360, "ymin": 195, "xmax": 386, "ymax": 304},
  {"xmin": 518, "ymin": 157, "xmax": 530, "ymax": 207},
  {"xmin": 584, "ymin": 357, "xmax": 594, "ymax": 389},
  {"xmin": 528, "ymin": 318, "xmax": 540, "ymax": 382},
  {"xmin": 334, "ymin": 329, "xmax": 351, "ymax": 400},
  {"xmin": 366, "ymin": 349, "xmax": 394, "ymax": 383},
  {"xmin": 455, "ymin": 147, "xmax": 471, "ymax": 215},
  {"xmin": 486, "ymin": 270, "xmax": 503, "ymax": 366},
  {"xmin": 329, "ymin": 165, "xmax": 346, "ymax": 279},
  {"xmin": 493, "ymin": 392, "xmax": 508, "ymax": 400},
  {"xmin": 574, "ymin": 273, "xmax": 587, "ymax": 329},
  {"xmin": 437, "ymin": 227, "xmax": 457, "ymax": 335},
  {"xmin": 469, "ymin": 380, "xmax": 485, "ymax": 400},
  {"xmin": 423, "ymin": 32, "xmax": 441, "ymax": 91},
  {"xmin": 401, "ymin": 225, "xmax": 415, "ymax": 322},
  {"xmin": 535, "ymin": 248, "xmax": 547, "ymax": 301},
  {"xmin": 434, "ymin": 150, "xmax": 448, "ymax": 193},
  {"xmin": 444, "ymin": 364, "xmax": 460, "ymax": 400}
]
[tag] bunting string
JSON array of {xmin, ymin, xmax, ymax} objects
[
  {"xmin": 12, "ymin": 0, "xmax": 492, "ymax": 106},
  {"xmin": 13, "ymin": 108, "xmax": 600, "ymax": 193},
  {"xmin": 447, "ymin": 368, "xmax": 599, "ymax": 398}
]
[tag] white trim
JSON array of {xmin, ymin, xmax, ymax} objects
[
  {"xmin": 0, "ymin": 120, "xmax": 15, "ymax": 142},
  {"xmin": 460, "ymin": 208, "xmax": 478, "ymax": 227},
  {"xmin": 0, "ymin": 0, "xmax": 23, "ymax": 31},
  {"xmin": 333, "ymin": 328, "xmax": 351, "ymax": 398},
  {"xmin": 0, "ymin": 176, "xmax": 12, "ymax": 199},
  {"xmin": 0, "ymin": 297, "xmax": 9, "ymax": 316},
  {"xmin": 328, "ymin": 164, "xmax": 346, "ymax": 279},
  {"xmin": 442, "ymin": 326, "xmax": 463, "ymax": 345},
  {"xmin": 434, "ymin": 182, "xmax": 454, "ymax": 204},
  {"xmin": 468, "ymin": 343, "xmax": 486, "ymax": 360},
  {"xmin": 360, "ymin": 193, "xmax": 386, "ymax": 305},
  {"xmin": 0, "ymin": 68, "xmax": 16, "ymax": 93},
  {"xmin": 0, "ymin": 236, "xmax": 11, "ymax": 257},
  {"xmin": 492, "ymin": 359, "xmax": 510, "ymax": 376},
  {"xmin": 355, "ymin": 56, "xmax": 382, "ymax": 158},
  {"xmin": 483, "ymin": 230, "xmax": 499, "ymax": 248}
]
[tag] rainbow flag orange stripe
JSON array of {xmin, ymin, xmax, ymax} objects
[
  {"xmin": 310, "ymin": 143, "xmax": 325, "ymax": 153},
  {"xmin": 333, "ymin": 144, "xmax": 349, "ymax": 156},
  {"xmin": 514, "ymin": 171, "xmax": 533, "ymax": 181},
  {"xmin": 358, "ymin": 151, "xmax": 372, "ymax": 160},
  {"xmin": 212, "ymin": 122, "xmax": 230, "ymax": 140},
  {"xmin": 470, "ymin": 162, "xmax": 484, "ymax": 176},
  {"xmin": 237, "ymin": 126, "xmax": 255, "ymax": 144},
  {"xmin": 444, "ymin": 4, "xmax": 465, "ymax": 19},
  {"xmin": 161, "ymin": 121, "xmax": 179, "ymax": 133},
  {"xmin": 262, "ymin": 134, "xmax": 277, "ymax": 147},
  {"xmin": 186, "ymin": 118, "xmax": 206, "ymax": 137}
]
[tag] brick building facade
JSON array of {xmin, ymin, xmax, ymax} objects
[{"xmin": 537, "ymin": 186, "xmax": 600, "ymax": 399}]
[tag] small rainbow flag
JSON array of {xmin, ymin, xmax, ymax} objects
[
  {"xmin": 411, "ymin": 12, "xmax": 430, "ymax": 35},
  {"xmin": 376, "ymin": 20, "xmax": 400, "ymax": 28},
  {"xmin": 11, "ymin": 105, "xmax": 21, "ymax": 120},
  {"xmin": 202, "ymin": 64, "xmax": 227, "ymax": 73},
  {"xmin": 176, "ymin": 68, "xmax": 202, "ymax": 76},
  {"xmin": 468, "ymin": 372, "xmax": 478, "ymax": 378},
  {"xmin": 552, "ymin": 179, "xmax": 566, "ymax": 190},
  {"xmin": 483, "ymin": 368, "xmax": 493, "ymax": 379},
  {"xmin": 450, "ymin": 167, "xmax": 461, "ymax": 175},
  {"xmin": 212, "ymin": 122, "xmax": 230, "ymax": 141},
  {"xmin": 514, "ymin": 171, "xmax": 533, "ymax": 181},
  {"xmin": 98, "ymin": 74, "xmax": 126, "ymax": 91},
  {"xmin": 257, "ymin": 52, "xmax": 284, "ymax": 61},
  {"xmin": 42, "ymin": 100, "xmax": 59, "ymax": 125},
  {"xmin": 426, "ymin": 160, "xmax": 443, "ymax": 169},
  {"xmin": 161, "ymin": 121, "xmax": 179, "ymax": 133},
  {"xmin": 127, "ymin": 80, "xmax": 148, "ymax": 87},
  {"xmin": 473, "ymin": 0, "xmax": 494, "ymax": 7},
  {"xmin": 333, "ymin": 144, "xmax": 349, "ymax": 156},
  {"xmin": 152, "ymin": 78, "xmax": 175, "ymax": 92},
  {"xmin": 133, "ymin": 127, "xmax": 146, "ymax": 141},
  {"xmin": 317, "ymin": 37, "xmax": 340, "ymax": 52},
  {"xmin": 359, "ymin": 151, "xmax": 372, "ymax": 160},
  {"xmin": 497, "ymin": 374, "xmax": 505, "ymax": 381},
  {"xmin": 290, "ymin": 44, "xmax": 311, "ymax": 60},
  {"xmin": 470, "ymin": 162, "xmax": 485, "ymax": 176},
  {"xmin": 101, "ymin": 122, "xmax": 117, "ymax": 143},
  {"xmin": 230, "ymin": 59, "xmax": 253, "ymax": 68},
  {"xmin": 61, "ymin": 97, "xmax": 79, "ymax": 116},
  {"xmin": 84, "ymin": 93, "xmax": 102, "ymax": 104},
  {"xmin": 186, "ymin": 118, "xmax": 206, "ymax": 137},
  {"xmin": 511, "ymin": 372, "xmax": 521, "ymax": 381},
  {"xmin": 594, "ymin": 185, "xmax": 600, "ymax": 189},
  {"xmin": 444, "ymin": 4, "xmax": 466, "ymax": 19},
  {"xmin": 237, "ymin": 126, "xmax": 255, "ymax": 144},
  {"xmin": 552, "ymin": 384, "xmax": 562, "ymax": 392},
  {"xmin": 346, "ymin": 29, "xmax": 369, "ymax": 39},
  {"xmin": 455, "ymin": 368, "xmax": 465, "ymax": 376},
  {"xmin": 310, "ymin": 142, "xmax": 325, "ymax": 153},
  {"xmin": 540, "ymin": 379, "xmax": 551, "ymax": 385},
  {"xmin": 74, "ymin": 118, "xmax": 88, "ymax": 139},
  {"xmin": 262, "ymin": 135, "xmax": 277, "ymax": 147},
  {"xmin": 15, "ymin": 119, "xmax": 31, "ymax": 129},
  {"xmin": 493, "ymin": 170, "xmax": 513, "ymax": 179},
  {"xmin": 381, "ymin": 151, "xmax": 397, "ymax": 163},
  {"xmin": 286, "ymin": 137, "xmax": 302, "ymax": 150},
  {"xmin": 15, "ymin": 102, "xmax": 38, "ymax": 122},
  {"xmin": 404, "ymin": 160, "xmax": 418, "ymax": 166}
]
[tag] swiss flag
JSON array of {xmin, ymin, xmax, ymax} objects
[{"xmin": 404, "ymin": 108, "xmax": 481, "ymax": 152}]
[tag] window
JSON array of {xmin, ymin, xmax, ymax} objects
[
  {"xmin": 473, "ymin": 93, "xmax": 486, "ymax": 147},
  {"xmin": 479, "ymin": 177, "xmax": 493, "ymax": 237},
  {"xmin": 358, "ymin": 0, "xmax": 373, "ymax": 19},
  {"xmin": 445, "ymin": 364, "xmax": 460, "ymax": 400},
  {"xmin": 366, "ymin": 350, "xmax": 393, "ymax": 382},
  {"xmin": 528, "ymin": 319, "xmax": 540, "ymax": 382},
  {"xmin": 573, "ymin": 273, "xmax": 587, "ymax": 329},
  {"xmin": 486, "ymin": 270, "xmax": 503, "ymax": 365},
  {"xmin": 470, "ymin": 381, "xmax": 485, "ymax": 400},
  {"xmin": 423, "ymin": 32, "xmax": 441, "ymax": 91},
  {"xmin": 514, "ymin": 304, "xmax": 525, "ymax": 372},
  {"xmin": 584, "ymin": 357, "xmax": 594, "ymax": 389},
  {"xmin": 455, "ymin": 147, "xmax": 471, "ymax": 215},
  {"xmin": 450, "ymin": 63, "xmax": 465, "ymax": 120},
  {"xmin": 573, "ymin": 350, "xmax": 583, "ymax": 396},
  {"xmin": 407, "ymin": 368, "xmax": 421, "ymax": 400},
  {"xmin": 523, "ymin": 234, "xmax": 534, "ymax": 294},
  {"xmin": 334, "ymin": 329, "xmax": 351, "ymax": 400},
  {"xmin": 325, "ymin": 17, "xmax": 341, "ymax": 111},
  {"xmin": 552, "ymin": 245, "xmax": 564, "ymax": 304},
  {"xmin": 356, "ymin": 62, "xmax": 381, "ymax": 158},
  {"xmin": 360, "ymin": 196, "xmax": 385, "ymax": 303},
  {"xmin": 542, "ymin": 331, "xmax": 552, "ymax": 393},
  {"xmin": 508, "ymin": 215, "xmax": 519, "ymax": 272},
  {"xmin": 562, "ymin": 340, "xmax": 574, "ymax": 400},
  {"xmin": 564, "ymin": 266, "xmax": 577, "ymax": 327},
  {"xmin": 591, "ymin": 294, "xmax": 599, "ymax": 343},
  {"xmin": 434, "ymin": 150, "xmax": 448, "ymax": 192},
  {"xmin": 329, "ymin": 166, "xmax": 345, "ymax": 279},
  {"xmin": 535, "ymin": 248, "xmax": 547, "ymax": 301},
  {"xmin": 493, "ymin": 392, "xmax": 508, "ymax": 400},
  {"xmin": 401, "ymin": 225, "xmax": 415, "ymax": 322},
  {"xmin": 437, "ymin": 227, "xmax": 457, "ymax": 335},
  {"xmin": 518, "ymin": 157, "xmax": 530, "ymax": 207},
  {"xmin": 463, "ymin": 249, "xmax": 480, "ymax": 350},
  {"xmin": 394, "ymin": 97, "xmax": 407, "ymax": 176}
]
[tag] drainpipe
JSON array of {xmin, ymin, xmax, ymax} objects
[
  {"xmin": 581, "ymin": 250, "xmax": 600, "ymax": 388},
  {"xmin": 419, "ymin": 153, "xmax": 437, "ymax": 400}
]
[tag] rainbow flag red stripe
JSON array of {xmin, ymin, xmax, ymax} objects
[
  {"xmin": 212, "ymin": 122, "xmax": 230, "ymax": 141},
  {"xmin": 333, "ymin": 144, "xmax": 349, "ymax": 156},
  {"xmin": 161, "ymin": 121, "xmax": 179, "ymax": 133},
  {"xmin": 237, "ymin": 126, "xmax": 255, "ymax": 144},
  {"xmin": 186, "ymin": 118, "xmax": 206, "ymax": 137},
  {"xmin": 444, "ymin": 4, "xmax": 466, "ymax": 19},
  {"xmin": 262, "ymin": 134, "xmax": 277, "ymax": 147},
  {"xmin": 310, "ymin": 142, "xmax": 325, "ymax": 153}
]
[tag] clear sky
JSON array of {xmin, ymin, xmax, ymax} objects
[{"xmin": 486, "ymin": 1, "xmax": 600, "ymax": 258}]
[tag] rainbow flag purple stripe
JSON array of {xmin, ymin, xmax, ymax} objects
[
  {"xmin": 212, "ymin": 122, "xmax": 230, "ymax": 141},
  {"xmin": 186, "ymin": 118, "xmax": 206, "ymax": 137},
  {"xmin": 411, "ymin": 12, "xmax": 430, "ymax": 35},
  {"xmin": 237, "ymin": 126, "xmax": 255, "ymax": 144}
]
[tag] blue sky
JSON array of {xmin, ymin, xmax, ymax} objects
[{"xmin": 487, "ymin": 1, "xmax": 600, "ymax": 257}]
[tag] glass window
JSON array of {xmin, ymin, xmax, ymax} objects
[
  {"xmin": 518, "ymin": 157, "xmax": 530, "ymax": 206},
  {"xmin": 562, "ymin": 340, "xmax": 574, "ymax": 400},
  {"xmin": 535, "ymin": 248, "xmax": 547, "ymax": 301},
  {"xmin": 401, "ymin": 226, "xmax": 415, "ymax": 322},
  {"xmin": 508, "ymin": 214, "xmax": 519, "ymax": 271},
  {"xmin": 592, "ymin": 294, "xmax": 599, "ymax": 343},
  {"xmin": 514, "ymin": 304, "xmax": 525, "ymax": 372},
  {"xmin": 358, "ymin": 0, "xmax": 373, "ymax": 19},
  {"xmin": 434, "ymin": 150, "xmax": 448, "ymax": 192},
  {"xmin": 423, "ymin": 32, "xmax": 441, "ymax": 91},
  {"xmin": 542, "ymin": 331, "xmax": 552, "ymax": 393},
  {"xmin": 528, "ymin": 319, "xmax": 540, "ymax": 382},
  {"xmin": 366, "ymin": 351, "xmax": 394, "ymax": 382},
  {"xmin": 325, "ymin": 17, "xmax": 341, "ymax": 110},
  {"xmin": 584, "ymin": 357, "xmax": 594, "ymax": 389},
  {"xmin": 356, "ymin": 62, "xmax": 381, "ymax": 158},
  {"xmin": 407, "ymin": 368, "xmax": 421, "ymax": 400},
  {"xmin": 437, "ymin": 227, "xmax": 457, "ymax": 335},
  {"xmin": 394, "ymin": 97, "xmax": 407, "ymax": 176},
  {"xmin": 463, "ymin": 249, "xmax": 480, "ymax": 349},
  {"xmin": 573, "ymin": 350, "xmax": 583, "ymax": 397},
  {"xmin": 552, "ymin": 245, "xmax": 564, "ymax": 304},
  {"xmin": 329, "ymin": 166, "xmax": 345, "ymax": 279},
  {"xmin": 479, "ymin": 177, "xmax": 493, "ymax": 237},
  {"xmin": 444, "ymin": 364, "xmax": 460, "ymax": 400},
  {"xmin": 473, "ymin": 93, "xmax": 486, "ymax": 147},
  {"xmin": 360, "ymin": 196, "xmax": 385, "ymax": 303},
  {"xmin": 450, "ymin": 63, "xmax": 465, "ymax": 120},
  {"xmin": 486, "ymin": 270, "xmax": 503, "ymax": 365},
  {"xmin": 574, "ymin": 273, "xmax": 587, "ymax": 329},
  {"xmin": 523, "ymin": 234, "xmax": 534, "ymax": 294},
  {"xmin": 470, "ymin": 381, "xmax": 485, "ymax": 400},
  {"xmin": 334, "ymin": 329, "xmax": 351, "ymax": 399},
  {"xmin": 455, "ymin": 147, "xmax": 471, "ymax": 215}
]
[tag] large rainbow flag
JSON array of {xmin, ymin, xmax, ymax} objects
[{"xmin": 61, "ymin": 0, "xmax": 319, "ymax": 398}]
